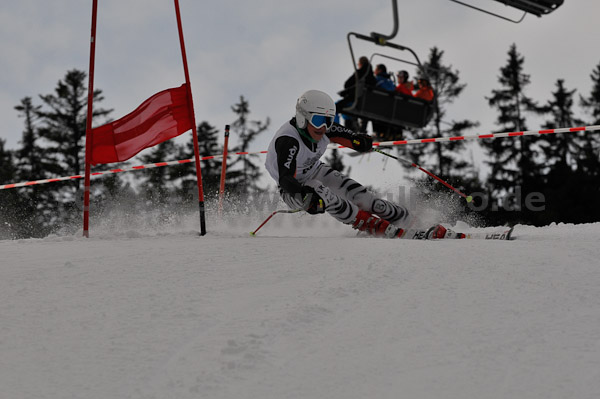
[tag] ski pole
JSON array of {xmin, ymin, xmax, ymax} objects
[
  {"xmin": 250, "ymin": 208, "xmax": 303, "ymax": 236},
  {"xmin": 373, "ymin": 148, "xmax": 473, "ymax": 203}
]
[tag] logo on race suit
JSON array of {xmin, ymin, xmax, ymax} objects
[
  {"xmin": 372, "ymin": 199, "xmax": 387, "ymax": 213},
  {"xmin": 284, "ymin": 146, "xmax": 298, "ymax": 169},
  {"xmin": 328, "ymin": 123, "xmax": 352, "ymax": 135},
  {"xmin": 300, "ymin": 155, "xmax": 322, "ymax": 175}
]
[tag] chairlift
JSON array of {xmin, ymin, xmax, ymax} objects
[
  {"xmin": 338, "ymin": 0, "xmax": 435, "ymax": 136},
  {"xmin": 449, "ymin": 0, "xmax": 564, "ymax": 23}
]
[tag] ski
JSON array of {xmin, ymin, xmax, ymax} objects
[
  {"xmin": 463, "ymin": 226, "xmax": 514, "ymax": 240},
  {"xmin": 400, "ymin": 226, "xmax": 514, "ymax": 240}
]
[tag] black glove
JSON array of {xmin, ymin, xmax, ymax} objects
[
  {"xmin": 301, "ymin": 186, "xmax": 325, "ymax": 215},
  {"xmin": 351, "ymin": 134, "xmax": 373, "ymax": 153}
]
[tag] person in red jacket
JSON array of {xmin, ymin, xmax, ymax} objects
[
  {"xmin": 413, "ymin": 78, "xmax": 434, "ymax": 102},
  {"xmin": 395, "ymin": 70, "xmax": 413, "ymax": 96}
]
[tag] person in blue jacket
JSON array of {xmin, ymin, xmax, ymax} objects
[{"xmin": 374, "ymin": 64, "xmax": 395, "ymax": 91}]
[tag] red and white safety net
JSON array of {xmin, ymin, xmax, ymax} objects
[{"xmin": 2, "ymin": 125, "xmax": 599, "ymax": 190}]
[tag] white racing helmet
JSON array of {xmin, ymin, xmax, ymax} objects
[{"xmin": 295, "ymin": 90, "xmax": 336, "ymax": 130}]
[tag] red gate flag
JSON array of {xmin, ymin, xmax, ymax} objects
[
  {"xmin": 91, "ymin": 84, "xmax": 192, "ymax": 165},
  {"xmin": 83, "ymin": 0, "xmax": 206, "ymax": 237}
]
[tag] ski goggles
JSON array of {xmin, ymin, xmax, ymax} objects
[{"xmin": 309, "ymin": 113, "xmax": 334, "ymax": 130}]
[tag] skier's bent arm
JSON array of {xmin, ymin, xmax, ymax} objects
[
  {"xmin": 274, "ymin": 135, "xmax": 303, "ymax": 195},
  {"xmin": 327, "ymin": 122, "xmax": 373, "ymax": 153},
  {"xmin": 274, "ymin": 135, "xmax": 324, "ymax": 214}
]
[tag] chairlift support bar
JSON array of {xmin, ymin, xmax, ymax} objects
[
  {"xmin": 370, "ymin": 52, "xmax": 439, "ymax": 78},
  {"xmin": 348, "ymin": 33, "xmax": 423, "ymax": 69},
  {"xmin": 370, "ymin": 0, "xmax": 398, "ymax": 42},
  {"xmin": 346, "ymin": 32, "xmax": 424, "ymax": 83},
  {"xmin": 370, "ymin": 53, "xmax": 420, "ymax": 70}
]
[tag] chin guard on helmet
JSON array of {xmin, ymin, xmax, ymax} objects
[{"xmin": 296, "ymin": 90, "xmax": 336, "ymax": 129}]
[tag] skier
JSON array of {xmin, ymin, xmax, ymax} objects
[{"xmin": 265, "ymin": 89, "xmax": 449, "ymax": 239}]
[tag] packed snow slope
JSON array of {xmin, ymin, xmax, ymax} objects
[{"xmin": 1, "ymin": 215, "xmax": 600, "ymax": 399}]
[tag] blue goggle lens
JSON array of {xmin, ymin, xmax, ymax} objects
[{"xmin": 310, "ymin": 114, "xmax": 334, "ymax": 129}]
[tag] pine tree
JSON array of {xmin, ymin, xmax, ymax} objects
[
  {"xmin": 574, "ymin": 62, "xmax": 600, "ymax": 222},
  {"xmin": 415, "ymin": 47, "xmax": 479, "ymax": 177},
  {"xmin": 536, "ymin": 79, "xmax": 587, "ymax": 223},
  {"xmin": 580, "ymin": 62, "xmax": 600, "ymax": 125},
  {"xmin": 227, "ymin": 96, "xmax": 270, "ymax": 196},
  {"xmin": 539, "ymin": 80, "xmax": 583, "ymax": 170},
  {"xmin": 138, "ymin": 140, "xmax": 181, "ymax": 206},
  {"xmin": 483, "ymin": 44, "xmax": 542, "ymax": 223},
  {"xmin": 176, "ymin": 121, "xmax": 223, "ymax": 203},
  {"xmin": 37, "ymin": 69, "xmax": 112, "ymax": 178},
  {"xmin": 579, "ymin": 61, "xmax": 600, "ymax": 176},
  {"xmin": 11, "ymin": 97, "xmax": 58, "ymax": 237},
  {"xmin": 408, "ymin": 47, "xmax": 483, "ymax": 220},
  {"xmin": 35, "ymin": 69, "xmax": 113, "ymax": 231},
  {"xmin": 0, "ymin": 140, "xmax": 16, "ymax": 184},
  {"xmin": 0, "ymin": 139, "xmax": 20, "ymax": 239},
  {"xmin": 14, "ymin": 97, "xmax": 49, "ymax": 180}
]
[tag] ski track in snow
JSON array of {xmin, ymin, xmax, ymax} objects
[{"xmin": 1, "ymin": 217, "xmax": 600, "ymax": 399}]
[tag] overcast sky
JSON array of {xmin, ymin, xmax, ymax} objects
[{"xmin": 1, "ymin": 0, "xmax": 599, "ymax": 188}]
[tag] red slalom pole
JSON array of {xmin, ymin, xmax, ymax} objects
[
  {"xmin": 82, "ymin": 0, "xmax": 98, "ymax": 238},
  {"xmin": 218, "ymin": 124, "xmax": 230, "ymax": 217},
  {"xmin": 174, "ymin": 0, "xmax": 206, "ymax": 235},
  {"xmin": 374, "ymin": 148, "xmax": 473, "ymax": 202}
]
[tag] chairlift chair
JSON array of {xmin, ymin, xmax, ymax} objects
[{"xmin": 338, "ymin": 0, "xmax": 435, "ymax": 135}]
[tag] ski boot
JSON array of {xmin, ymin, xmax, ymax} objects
[{"xmin": 352, "ymin": 210, "xmax": 405, "ymax": 239}]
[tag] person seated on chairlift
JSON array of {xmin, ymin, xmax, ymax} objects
[
  {"xmin": 373, "ymin": 64, "xmax": 395, "ymax": 92},
  {"xmin": 395, "ymin": 70, "xmax": 414, "ymax": 96},
  {"xmin": 413, "ymin": 78, "xmax": 434, "ymax": 102},
  {"xmin": 339, "ymin": 56, "xmax": 376, "ymax": 100},
  {"xmin": 336, "ymin": 56, "xmax": 376, "ymax": 117},
  {"xmin": 335, "ymin": 56, "xmax": 376, "ymax": 131}
]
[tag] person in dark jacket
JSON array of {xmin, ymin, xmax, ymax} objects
[
  {"xmin": 335, "ymin": 56, "xmax": 377, "ymax": 132},
  {"xmin": 339, "ymin": 56, "xmax": 377, "ymax": 99}
]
